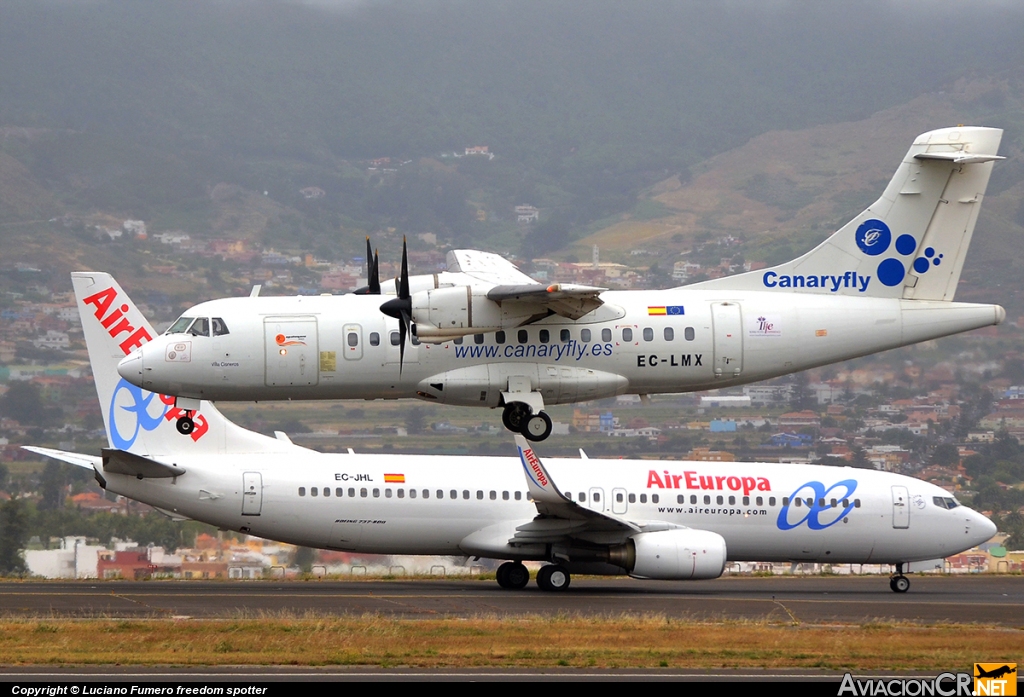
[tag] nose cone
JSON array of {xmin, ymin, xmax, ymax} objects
[
  {"xmin": 117, "ymin": 350, "xmax": 145, "ymax": 386},
  {"xmin": 971, "ymin": 510, "xmax": 998, "ymax": 546}
]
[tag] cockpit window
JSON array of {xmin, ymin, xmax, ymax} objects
[
  {"xmin": 167, "ymin": 317, "xmax": 195, "ymax": 334},
  {"xmin": 933, "ymin": 496, "xmax": 960, "ymax": 510},
  {"xmin": 188, "ymin": 318, "xmax": 210, "ymax": 337},
  {"xmin": 212, "ymin": 318, "xmax": 229, "ymax": 336}
]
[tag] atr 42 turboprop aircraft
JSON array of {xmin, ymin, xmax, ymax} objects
[
  {"xmin": 28, "ymin": 271, "xmax": 997, "ymax": 592},
  {"xmin": 116, "ymin": 127, "xmax": 1007, "ymax": 441}
]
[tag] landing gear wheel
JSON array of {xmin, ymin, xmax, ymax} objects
[
  {"xmin": 502, "ymin": 402, "xmax": 532, "ymax": 432},
  {"xmin": 536, "ymin": 564, "xmax": 570, "ymax": 592},
  {"xmin": 522, "ymin": 411, "xmax": 553, "ymax": 442},
  {"xmin": 176, "ymin": 415, "xmax": 195, "ymax": 435},
  {"xmin": 891, "ymin": 575, "xmax": 910, "ymax": 593},
  {"xmin": 496, "ymin": 561, "xmax": 530, "ymax": 590}
]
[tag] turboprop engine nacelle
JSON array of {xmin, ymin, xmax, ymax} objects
[
  {"xmin": 411, "ymin": 286, "xmax": 540, "ymax": 340},
  {"xmin": 608, "ymin": 529, "xmax": 728, "ymax": 580}
]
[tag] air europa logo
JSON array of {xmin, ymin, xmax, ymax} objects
[
  {"xmin": 82, "ymin": 285, "xmax": 208, "ymax": 445},
  {"xmin": 777, "ymin": 479, "xmax": 858, "ymax": 531},
  {"xmin": 647, "ymin": 470, "xmax": 771, "ymax": 496},
  {"xmin": 109, "ymin": 380, "xmax": 208, "ymax": 448},
  {"xmin": 519, "ymin": 446, "xmax": 549, "ymax": 487}
]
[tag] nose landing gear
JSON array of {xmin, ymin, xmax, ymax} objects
[
  {"xmin": 501, "ymin": 402, "xmax": 553, "ymax": 442},
  {"xmin": 176, "ymin": 412, "xmax": 196, "ymax": 435},
  {"xmin": 889, "ymin": 563, "xmax": 910, "ymax": 593}
]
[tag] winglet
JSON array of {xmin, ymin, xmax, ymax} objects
[{"xmin": 514, "ymin": 434, "xmax": 566, "ymax": 504}]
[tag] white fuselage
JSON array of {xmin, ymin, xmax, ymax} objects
[
  {"xmin": 104, "ymin": 452, "xmax": 994, "ymax": 566},
  {"xmin": 119, "ymin": 289, "xmax": 1003, "ymax": 407}
]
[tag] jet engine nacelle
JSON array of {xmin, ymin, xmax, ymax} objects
[
  {"xmin": 611, "ymin": 529, "xmax": 727, "ymax": 580},
  {"xmin": 411, "ymin": 286, "xmax": 539, "ymax": 340}
]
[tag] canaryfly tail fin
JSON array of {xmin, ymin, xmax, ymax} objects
[
  {"xmin": 72, "ymin": 272, "xmax": 302, "ymax": 458},
  {"xmin": 689, "ymin": 126, "xmax": 1004, "ymax": 300}
]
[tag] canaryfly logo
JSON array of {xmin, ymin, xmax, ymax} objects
[{"xmin": 761, "ymin": 218, "xmax": 946, "ymax": 292}]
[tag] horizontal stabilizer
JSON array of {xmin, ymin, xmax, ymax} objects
[
  {"xmin": 102, "ymin": 448, "xmax": 185, "ymax": 478},
  {"xmin": 915, "ymin": 152, "xmax": 1005, "ymax": 165},
  {"xmin": 22, "ymin": 446, "xmax": 99, "ymax": 470}
]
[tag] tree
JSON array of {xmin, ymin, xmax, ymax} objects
[
  {"xmin": 0, "ymin": 499, "xmax": 29, "ymax": 575},
  {"xmin": 38, "ymin": 461, "xmax": 67, "ymax": 511}
]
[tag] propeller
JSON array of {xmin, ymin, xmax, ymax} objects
[
  {"xmin": 380, "ymin": 236, "xmax": 413, "ymax": 374},
  {"xmin": 353, "ymin": 237, "xmax": 381, "ymax": 295}
]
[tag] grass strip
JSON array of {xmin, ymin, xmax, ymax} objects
[{"xmin": 0, "ymin": 615, "xmax": 1020, "ymax": 670}]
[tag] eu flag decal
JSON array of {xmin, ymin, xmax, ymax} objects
[{"xmin": 648, "ymin": 306, "xmax": 684, "ymax": 316}]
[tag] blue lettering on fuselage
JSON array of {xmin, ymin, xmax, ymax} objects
[
  {"xmin": 453, "ymin": 341, "xmax": 615, "ymax": 361},
  {"xmin": 763, "ymin": 271, "xmax": 871, "ymax": 293}
]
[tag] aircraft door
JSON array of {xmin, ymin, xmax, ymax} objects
[
  {"xmin": 242, "ymin": 472, "xmax": 263, "ymax": 516},
  {"xmin": 588, "ymin": 487, "xmax": 606, "ymax": 513},
  {"xmin": 264, "ymin": 317, "xmax": 320, "ymax": 387},
  {"xmin": 711, "ymin": 302, "xmax": 743, "ymax": 378},
  {"xmin": 612, "ymin": 487, "xmax": 628, "ymax": 515},
  {"xmin": 342, "ymin": 324, "xmax": 363, "ymax": 361},
  {"xmin": 892, "ymin": 485, "xmax": 910, "ymax": 529}
]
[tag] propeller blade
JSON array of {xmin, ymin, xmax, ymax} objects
[
  {"xmin": 398, "ymin": 311, "xmax": 407, "ymax": 375},
  {"xmin": 399, "ymin": 236, "xmax": 410, "ymax": 300},
  {"xmin": 371, "ymin": 249, "xmax": 380, "ymax": 294},
  {"xmin": 353, "ymin": 237, "xmax": 381, "ymax": 295}
]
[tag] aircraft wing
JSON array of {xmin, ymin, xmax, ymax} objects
[
  {"xmin": 513, "ymin": 435, "xmax": 640, "ymax": 543},
  {"xmin": 447, "ymin": 249, "xmax": 606, "ymax": 320},
  {"xmin": 22, "ymin": 446, "xmax": 100, "ymax": 470},
  {"xmin": 447, "ymin": 249, "xmax": 538, "ymax": 285}
]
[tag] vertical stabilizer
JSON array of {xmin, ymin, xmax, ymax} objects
[
  {"xmin": 688, "ymin": 127, "xmax": 1003, "ymax": 300},
  {"xmin": 71, "ymin": 272, "xmax": 301, "ymax": 457}
]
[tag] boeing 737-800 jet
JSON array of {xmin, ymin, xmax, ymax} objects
[
  {"xmin": 116, "ymin": 127, "xmax": 1006, "ymax": 442},
  {"xmin": 25, "ymin": 272, "xmax": 997, "ymax": 592}
]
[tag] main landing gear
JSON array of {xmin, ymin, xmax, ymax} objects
[
  {"xmin": 889, "ymin": 563, "xmax": 910, "ymax": 593},
  {"xmin": 494, "ymin": 562, "xmax": 571, "ymax": 592},
  {"xmin": 501, "ymin": 402, "xmax": 553, "ymax": 442},
  {"xmin": 176, "ymin": 411, "xmax": 196, "ymax": 435},
  {"xmin": 496, "ymin": 561, "xmax": 530, "ymax": 589}
]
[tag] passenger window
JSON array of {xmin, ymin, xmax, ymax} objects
[
  {"xmin": 643, "ymin": 327, "xmax": 653, "ymax": 341},
  {"xmin": 651, "ymin": 494, "xmax": 658, "ymax": 503},
  {"xmin": 496, "ymin": 331, "xmax": 506, "ymax": 344},
  {"xmin": 398, "ymin": 489, "xmax": 405, "ymax": 498},
  {"xmin": 622, "ymin": 328, "xmax": 633, "ymax": 342},
  {"xmin": 716, "ymin": 495, "xmax": 724, "ymax": 505},
  {"xmin": 450, "ymin": 490, "xmax": 457, "ymax": 499},
  {"xmin": 298, "ymin": 487, "xmax": 306, "ymax": 497},
  {"xmin": 539, "ymin": 330, "xmax": 549, "ymax": 343},
  {"xmin": 390, "ymin": 331, "xmax": 401, "ymax": 346},
  {"xmin": 311, "ymin": 487, "xmax": 318, "ymax": 497},
  {"xmin": 560, "ymin": 329, "xmax": 570, "ymax": 342},
  {"xmin": 212, "ymin": 318, "xmax": 230, "ymax": 336},
  {"xmin": 602, "ymin": 328, "xmax": 612, "ymax": 342},
  {"xmin": 462, "ymin": 490, "xmax": 470, "ymax": 499},
  {"xmin": 756, "ymin": 496, "xmax": 763, "ymax": 506},
  {"xmin": 369, "ymin": 332, "xmax": 380, "ymax": 347},
  {"xmin": 581, "ymin": 328, "xmax": 591, "ymax": 343},
  {"xmin": 628, "ymin": 493, "xmax": 636, "ymax": 503},
  {"xmin": 685, "ymin": 327, "xmax": 695, "ymax": 341},
  {"xmin": 476, "ymin": 490, "xmax": 483, "ymax": 500},
  {"xmin": 489, "ymin": 491, "xmax": 496, "ymax": 500},
  {"xmin": 336, "ymin": 488, "xmax": 343, "ymax": 497},
  {"xmin": 742, "ymin": 496, "xmax": 749, "ymax": 506},
  {"xmin": 515, "ymin": 491, "xmax": 522, "ymax": 500},
  {"xmin": 453, "ymin": 337, "xmax": 463, "ymax": 345},
  {"xmin": 664, "ymin": 327, "xmax": 674, "ymax": 341},
  {"xmin": 770, "ymin": 497, "xmax": 776, "ymax": 506},
  {"xmin": 728, "ymin": 496, "xmax": 735, "ymax": 505},
  {"xmin": 677, "ymin": 495, "xmax": 684, "ymax": 504},
  {"xmin": 323, "ymin": 487, "xmax": 330, "ymax": 498},
  {"xmin": 502, "ymin": 491, "xmax": 509, "ymax": 500},
  {"xmin": 360, "ymin": 488, "xmax": 367, "ymax": 498},
  {"xmin": 640, "ymin": 494, "xmax": 647, "ymax": 503},
  {"xmin": 188, "ymin": 318, "xmax": 210, "ymax": 337},
  {"xmin": 411, "ymin": 334, "xmax": 420, "ymax": 346},
  {"xmin": 347, "ymin": 332, "xmax": 359, "ymax": 347},
  {"xmin": 518, "ymin": 329, "xmax": 528, "ymax": 344},
  {"xmin": 385, "ymin": 489, "xmax": 392, "ymax": 498},
  {"xmin": 474, "ymin": 334, "xmax": 484, "ymax": 344},
  {"xmin": 704, "ymin": 495, "xmax": 711, "ymax": 504},
  {"xmin": 373, "ymin": 488, "xmax": 380, "ymax": 498},
  {"xmin": 690, "ymin": 495, "xmax": 697, "ymax": 504},
  {"xmin": 579, "ymin": 492, "xmax": 586, "ymax": 502}
]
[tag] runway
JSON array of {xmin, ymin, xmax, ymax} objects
[{"xmin": 0, "ymin": 575, "xmax": 1020, "ymax": 625}]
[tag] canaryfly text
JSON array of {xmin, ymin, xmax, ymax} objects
[{"xmin": 763, "ymin": 271, "xmax": 871, "ymax": 293}]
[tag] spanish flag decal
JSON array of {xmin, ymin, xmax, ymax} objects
[
  {"xmin": 384, "ymin": 473, "xmax": 406, "ymax": 484},
  {"xmin": 648, "ymin": 306, "xmax": 684, "ymax": 316}
]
